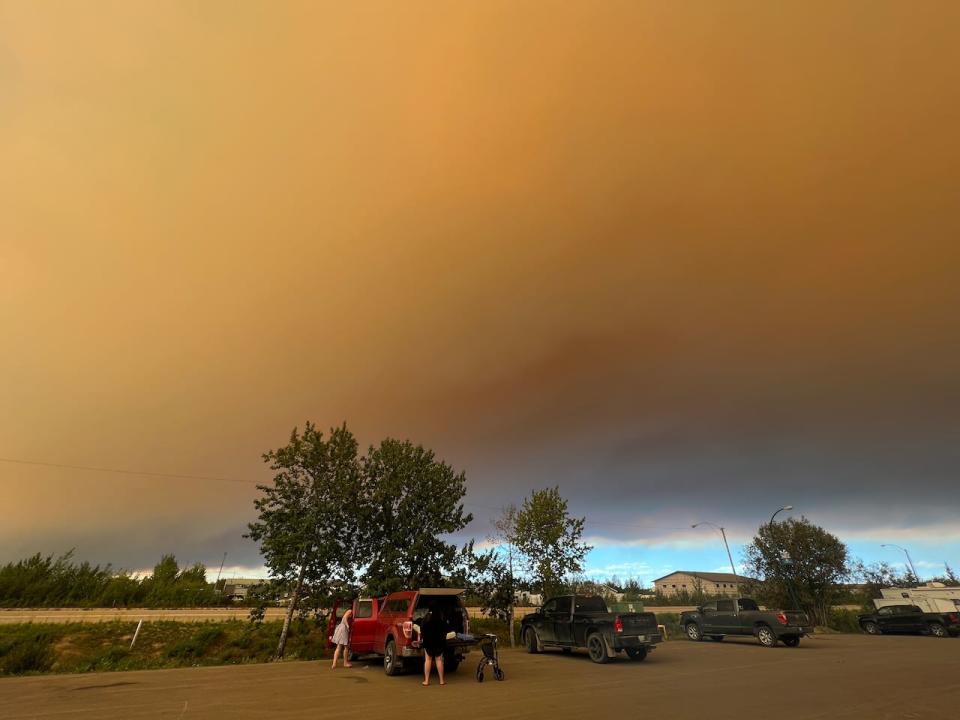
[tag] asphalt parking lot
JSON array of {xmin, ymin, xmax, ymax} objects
[{"xmin": 2, "ymin": 634, "xmax": 958, "ymax": 720}]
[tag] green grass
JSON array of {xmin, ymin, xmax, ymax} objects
[{"xmin": 0, "ymin": 619, "xmax": 331, "ymax": 676}]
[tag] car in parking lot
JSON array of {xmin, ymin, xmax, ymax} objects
[
  {"xmin": 858, "ymin": 604, "xmax": 960, "ymax": 638},
  {"xmin": 681, "ymin": 597, "xmax": 812, "ymax": 647},
  {"xmin": 520, "ymin": 594, "xmax": 662, "ymax": 663}
]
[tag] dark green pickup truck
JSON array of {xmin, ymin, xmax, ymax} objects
[
  {"xmin": 681, "ymin": 597, "xmax": 812, "ymax": 647},
  {"xmin": 520, "ymin": 594, "xmax": 662, "ymax": 663}
]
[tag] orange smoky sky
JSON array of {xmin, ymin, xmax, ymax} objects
[{"xmin": 1, "ymin": 2, "xmax": 958, "ymax": 571}]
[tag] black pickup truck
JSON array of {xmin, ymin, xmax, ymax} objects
[
  {"xmin": 858, "ymin": 604, "xmax": 960, "ymax": 638},
  {"xmin": 681, "ymin": 597, "xmax": 812, "ymax": 647},
  {"xmin": 520, "ymin": 595, "xmax": 662, "ymax": 663}
]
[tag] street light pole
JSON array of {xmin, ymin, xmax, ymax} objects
[
  {"xmin": 881, "ymin": 544, "xmax": 919, "ymax": 581},
  {"xmin": 769, "ymin": 505, "xmax": 793, "ymax": 526}
]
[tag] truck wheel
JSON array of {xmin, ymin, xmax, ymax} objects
[
  {"xmin": 445, "ymin": 655, "xmax": 460, "ymax": 672},
  {"xmin": 756, "ymin": 625, "xmax": 777, "ymax": 647},
  {"xmin": 586, "ymin": 633, "xmax": 609, "ymax": 664},
  {"xmin": 929, "ymin": 622, "xmax": 948, "ymax": 638},
  {"xmin": 524, "ymin": 627, "xmax": 540, "ymax": 654},
  {"xmin": 862, "ymin": 621, "xmax": 881, "ymax": 635},
  {"xmin": 625, "ymin": 647, "xmax": 647, "ymax": 661},
  {"xmin": 781, "ymin": 635, "xmax": 800, "ymax": 647},
  {"xmin": 685, "ymin": 623, "xmax": 703, "ymax": 642},
  {"xmin": 384, "ymin": 639, "xmax": 402, "ymax": 676}
]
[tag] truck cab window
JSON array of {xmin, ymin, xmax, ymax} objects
[
  {"xmin": 717, "ymin": 599, "xmax": 735, "ymax": 612},
  {"xmin": 738, "ymin": 599, "xmax": 759, "ymax": 612},
  {"xmin": 355, "ymin": 600, "xmax": 373, "ymax": 619}
]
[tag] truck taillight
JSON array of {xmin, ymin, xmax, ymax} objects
[
  {"xmin": 776, "ymin": 612, "xmax": 789, "ymax": 626},
  {"xmin": 614, "ymin": 616, "xmax": 624, "ymax": 633},
  {"xmin": 949, "ymin": 613, "xmax": 958, "ymax": 623},
  {"xmin": 402, "ymin": 621, "xmax": 413, "ymax": 638}
]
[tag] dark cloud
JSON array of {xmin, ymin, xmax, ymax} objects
[{"xmin": 2, "ymin": 2, "xmax": 959, "ymax": 569}]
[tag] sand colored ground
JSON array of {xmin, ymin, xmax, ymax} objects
[{"xmin": 2, "ymin": 633, "xmax": 957, "ymax": 720}]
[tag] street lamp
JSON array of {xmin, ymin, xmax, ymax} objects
[
  {"xmin": 691, "ymin": 521, "xmax": 739, "ymax": 587},
  {"xmin": 769, "ymin": 505, "xmax": 794, "ymax": 526},
  {"xmin": 881, "ymin": 544, "xmax": 919, "ymax": 580}
]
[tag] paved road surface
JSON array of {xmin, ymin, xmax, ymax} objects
[{"xmin": 2, "ymin": 634, "xmax": 957, "ymax": 719}]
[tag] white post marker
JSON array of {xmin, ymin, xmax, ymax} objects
[{"xmin": 130, "ymin": 619, "xmax": 143, "ymax": 650}]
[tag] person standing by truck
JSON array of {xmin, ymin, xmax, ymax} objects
[
  {"xmin": 330, "ymin": 608, "xmax": 354, "ymax": 669},
  {"xmin": 420, "ymin": 605, "xmax": 448, "ymax": 686}
]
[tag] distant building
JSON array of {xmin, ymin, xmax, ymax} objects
[
  {"xmin": 221, "ymin": 578, "xmax": 265, "ymax": 602},
  {"xmin": 514, "ymin": 591, "xmax": 543, "ymax": 606},
  {"xmin": 652, "ymin": 571, "xmax": 743, "ymax": 598}
]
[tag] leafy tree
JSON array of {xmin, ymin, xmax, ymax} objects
[
  {"xmin": 742, "ymin": 517, "xmax": 849, "ymax": 625},
  {"xmin": 853, "ymin": 560, "xmax": 910, "ymax": 609},
  {"xmin": 513, "ymin": 487, "xmax": 592, "ymax": 599},
  {"xmin": 486, "ymin": 504, "xmax": 519, "ymax": 646},
  {"xmin": 360, "ymin": 438, "xmax": 473, "ymax": 595},
  {"xmin": 246, "ymin": 423, "xmax": 362, "ymax": 658}
]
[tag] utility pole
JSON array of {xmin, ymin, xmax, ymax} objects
[
  {"xmin": 692, "ymin": 522, "xmax": 740, "ymax": 596},
  {"xmin": 215, "ymin": 552, "xmax": 227, "ymax": 599}
]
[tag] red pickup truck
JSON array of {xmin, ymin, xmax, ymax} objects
[{"xmin": 328, "ymin": 588, "xmax": 473, "ymax": 676}]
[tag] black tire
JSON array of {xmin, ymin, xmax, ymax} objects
[
  {"xmin": 862, "ymin": 621, "xmax": 881, "ymax": 636},
  {"xmin": 493, "ymin": 667, "xmax": 505, "ymax": 681},
  {"xmin": 781, "ymin": 635, "xmax": 801, "ymax": 647},
  {"xmin": 384, "ymin": 639, "xmax": 402, "ymax": 676},
  {"xmin": 445, "ymin": 655, "xmax": 460, "ymax": 673},
  {"xmin": 929, "ymin": 622, "xmax": 948, "ymax": 638},
  {"xmin": 561, "ymin": 647, "xmax": 572, "ymax": 654},
  {"xmin": 756, "ymin": 625, "xmax": 778, "ymax": 647},
  {"xmin": 625, "ymin": 647, "xmax": 647, "ymax": 661},
  {"xmin": 586, "ymin": 632, "xmax": 609, "ymax": 664},
  {"xmin": 685, "ymin": 623, "xmax": 703, "ymax": 642},
  {"xmin": 524, "ymin": 627, "xmax": 540, "ymax": 654},
  {"xmin": 475, "ymin": 667, "xmax": 484, "ymax": 682},
  {"xmin": 708, "ymin": 635, "xmax": 724, "ymax": 642}
]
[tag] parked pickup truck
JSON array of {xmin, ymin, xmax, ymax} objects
[
  {"xmin": 681, "ymin": 598, "xmax": 812, "ymax": 647},
  {"xmin": 858, "ymin": 604, "xmax": 960, "ymax": 638},
  {"xmin": 520, "ymin": 595, "xmax": 662, "ymax": 663}
]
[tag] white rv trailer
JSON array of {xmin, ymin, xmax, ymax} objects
[{"xmin": 875, "ymin": 583, "xmax": 960, "ymax": 613}]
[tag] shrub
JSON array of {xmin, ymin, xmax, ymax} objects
[
  {"xmin": 166, "ymin": 625, "xmax": 225, "ymax": 659},
  {"xmin": 827, "ymin": 608, "xmax": 861, "ymax": 633},
  {"xmin": 0, "ymin": 631, "xmax": 56, "ymax": 675}
]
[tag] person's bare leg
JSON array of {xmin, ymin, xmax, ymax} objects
[
  {"xmin": 437, "ymin": 654, "xmax": 445, "ymax": 685},
  {"xmin": 422, "ymin": 654, "xmax": 432, "ymax": 686},
  {"xmin": 344, "ymin": 646, "xmax": 353, "ymax": 668},
  {"xmin": 331, "ymin": 645, "xmax": 341, "ymax": 669}
]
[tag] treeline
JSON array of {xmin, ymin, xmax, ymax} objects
[{"xmin": 0, "ymin": 552, "xmax": 221, "ymax": 608}]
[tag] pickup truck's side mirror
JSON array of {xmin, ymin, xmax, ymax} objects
[{"xmin": 700, "ymin": 607, "xmax": 710, "ymax": 614}]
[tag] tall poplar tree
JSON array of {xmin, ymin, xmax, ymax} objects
[{"xmin": 247, "ymin": 423, "xmax": 361, "ymax": 658}]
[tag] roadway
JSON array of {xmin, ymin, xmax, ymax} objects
[{"xmin": 2, "ymin": 633, "xmax": 957, "ymax": 719}]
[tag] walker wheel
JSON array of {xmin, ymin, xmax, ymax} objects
[{"xmin": 493, "ymin": 667, "xmax": 505, "ymax": 681}]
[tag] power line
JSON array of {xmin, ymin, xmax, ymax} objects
[{"xmin": 0, "ymin": 457, "xmax": 260, "ymax": 486}]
